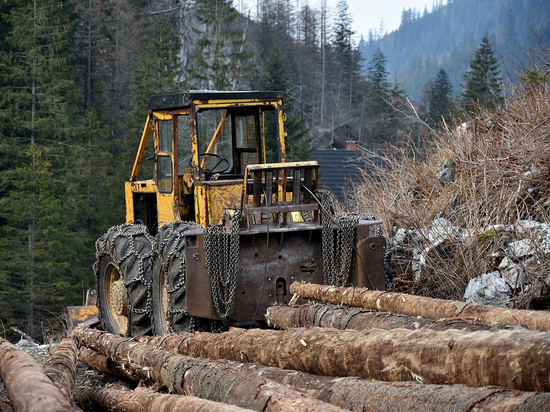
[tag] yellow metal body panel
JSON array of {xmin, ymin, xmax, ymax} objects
[
  {"xmin": 205, "ymin": 182, "xmax": 243, "ymax": 225},
  {"xmin": 130, "ymin": 114, "xmax": 152, "ymax": 181},
  {"xmin": 64, "ymin": 304, "xmax": 99, "ymax": 333}
]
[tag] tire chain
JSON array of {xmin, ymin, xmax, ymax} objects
[
  {"xmin": 203, "ymin": 211, "xmax": 242, "ymax": 319},
  {"xmin": 316, "ymin": 189, "xmax": 380, "ymax": 287},
  {"xmin": 93, "ymin": 223, "xmax": 156, "ymax": 335},
  {"xmin": 154, "ymin": 221, "xmax": 201, "ymax": 333}
]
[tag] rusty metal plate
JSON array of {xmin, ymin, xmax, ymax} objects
[{"xmin": 185, "ymin": 229, "xmax": 325, "ymax": 322}]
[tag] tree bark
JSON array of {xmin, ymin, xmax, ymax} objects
[
  {"xmin": 289, "ymin": 282, "xmax": 550, "ymax": 331},
  {"xmin": 72, "ymin": 327, "xmax": 346, "ymax": 412},
  {"xmin": 214, "ymin": 361, "xmax": 550, "ymax": 412},
  {"xmin": 146, "ymin": 326, "xmax": 550, "ymax": 392},
  {"xmin": 77, "ymin": 346, "xmax": 131, "ymax": 381},
  {"xmin": 44, "ymin": 336, "xmax": 79, "ymax": 403},
  {"xmin": 266, "ymin": 303, "xmax": 514, "ymax": 333},
  {"xmin": 77, "ymin": 383, "xmax": 252, "ymax": 412},
  {"xmin": 0, "ymin": 339, "xmax": 79, "ymax": 412}
]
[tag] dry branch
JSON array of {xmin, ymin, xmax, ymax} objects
[
  {"xmin": 266, "ymin": 303, "xmax": 514, "ymax": 332},
  {"xmin": 73, "ymin": 327, "xmax": 346, "ymax": 412},
  {"xmin": 77, "ymin": 383, "xmax": 252, "ymax": 412},
  {"xmin": 289, "ymin": 282, "xmax": 550, "ymax": 331},
  {"xmin": 219, "ymin": 361, "xmax": 550, "ymax": 412},
  {"xmin": 147, "ymin": 326, "xmax": 550, "ymax": 392},
  {"xmin": 44, "ymin": 336, "xmax": 79, "ymax": 402},
  {"xmin": 0, "ymin": 339, "xmax": 79, "ymax": 412}
]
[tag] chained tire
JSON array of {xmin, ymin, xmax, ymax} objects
[
  {"xmin": 94, "ymin": 223, "xmax": 155, "ymax": 336},
  {"xmin": 151, "ymin": 221, "xmax": 202, "ymax": 334}
]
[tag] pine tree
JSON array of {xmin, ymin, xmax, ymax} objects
[
  {"xmin": 460, "ymin": 35, "xmax": 503, "ymax": 111},
  {"xmin": 0, "ymin": 0, "xmax": 89, "ymax": 339},
  {"xmin": 183, "ymin": 0, "xmax": 251, "ymax": 90},
  {"xmin": 367, "ymin": 48, "xmax": 391, "ymax": 90},
  {"xmin": 426, "ymin": 68, "xmax": 454, "ymax": 126}
]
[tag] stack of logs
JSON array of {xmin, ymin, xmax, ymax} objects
[{"xmin": 2, "ymin": 281, "xmax": 550, "ymax": 411}]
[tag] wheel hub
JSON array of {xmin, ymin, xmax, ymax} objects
[{"xmin": 111, "ymin": 279, "xmax": 128, "ymax": 316}]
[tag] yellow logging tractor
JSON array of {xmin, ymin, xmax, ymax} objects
[{"xmin": 87, "ymin": 91, "xmax": 385, "ymax": 336}]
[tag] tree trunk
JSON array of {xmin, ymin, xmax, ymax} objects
[
  {"xmin": 215, "ymin": 361, "xmax": 550, "ymax": 412},
  {"xmin": 266, "ymin": 303, "xmax": 513, "ymax": 333},
  {"xmin": 77, "ymin": 346, "xmax": 131, "ymax": 380},
  {"xmin": 77, "ymin": 384, "xmax": 252, "ymax": 412},
  {"xmin": 44, "ymin": 336, "xmax": 79, "ymax": 403},
  {"xmin": 146, "ymin": 326, "xmax": 550, "ymax": 392},
  {"xmin": 72, "ymin": 327, "xmax": 346, "ymax": 412},
  {"xmin": 289, "ymin": 282, "xmax": 550, "ymax": 331},
  {"xmin": 0, "ymin": 339, "xmax": 79, "ymax": 412}
]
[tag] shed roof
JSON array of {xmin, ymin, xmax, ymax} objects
[{"xmin": 309, "ymin": 149, "xmax": 366, "ymax": 203}]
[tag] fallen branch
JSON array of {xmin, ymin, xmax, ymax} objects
[
  {"xmin": 10, "ymin": 328, "xmax": 39, "ymax": 347},
  {"xmin": 73, "ymin": 327, "xmax": 346, "ymax": 412},
  {"xmin": 289, "ymin": 282, "xmax": 550, "ymax": 331},
  {"xmin": 44, "ymin": 336, "xmax": 79, "ymax": 403},
  {"xmin": 266, "ymin": 303, "xmax": 513, "ymax": 332},
  {"xmin": 0, "ymin": 339, "xmax": 79, "ymax": 412},
  {"xmin": 147, "ymin": 326, "xmax": 550, "ymax": 392},
  {"xmin": 77, "ymin": 382, "xmax": 252, "ymax": 412}
]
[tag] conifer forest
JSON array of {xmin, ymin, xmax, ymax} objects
[{"xmin": 0, "ymin": 0, "xmax": 549, "ymax": 340}]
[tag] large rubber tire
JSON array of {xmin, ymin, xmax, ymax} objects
[
  {"xmin": 151, "ymin": 221, "xmax": 202, "ymax": 334},
  {"xmin": 95, "ymin": 223, "xmax": 155, "ymax": 336}
]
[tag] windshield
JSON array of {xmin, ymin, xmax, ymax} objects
[{"xmin": 196, "ymin": 109, "xmax": 233, "ymax": 173}]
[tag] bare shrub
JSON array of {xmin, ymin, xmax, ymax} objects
[{"xmin": 351, "ymin": 44, "xmax": 550, "ymax": 305}]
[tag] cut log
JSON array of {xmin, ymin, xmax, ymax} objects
[
  {"xmin": 77, "ymin": 382, "xmax": 253, "ymax": 412},
  {"xmin": 289, "ymin": 282, "xmax": 550, "ymax": 331},
  {"xmin": 44, "ymin": 336, "xmax": 79, "ymax": 402},
  {"xmin": 266, "ymin": 303, "xmax": 515, "ymax": 332},
  {"xmin": 0, "ymin": 339, "xmax": 79, "ymax": 412},
  {"xmin": 77, "ymin": 347, "xmax": 131, "ymax": 381},
  {"xmin": 217, "ymin": 361, "xmax": 550, "ymax": 412},
  {"xmin": 146, "ymin": 326, "xmax": 550, "ymax": 392},
  {"xmin": 72, "ymin": 327, "xmax": 347, "ymax": 412}
]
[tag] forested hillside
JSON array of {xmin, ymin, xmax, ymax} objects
[{"xmin": 360, "ymin": 0, "xmax": 550, "ymax": 101}]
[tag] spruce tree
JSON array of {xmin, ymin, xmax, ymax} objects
[
  {"xmin": 426, "ymin": 68, "xmax": 454, "ymax": 126},
  {"xmin": 367, "ymin": 48, "xmax": 391, "ymax": 90},
  {"xmin": 461, "ymin": 36, "xmax": 503, "ymax": 111},
  {"xmin": 0, "ymin": 0, "xmax": 88, "ymax": 339},
  {"xmin": 183, "ymin": 0, "xmax": 251, "ymax": 90}
]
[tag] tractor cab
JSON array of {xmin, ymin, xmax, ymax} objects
[{"xmin": 125, "ymin": 90, "xmax": 305, "ymax": 234}]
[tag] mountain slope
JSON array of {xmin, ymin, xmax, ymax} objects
[{"xmin": 359, "ymin": 0, "xmax": 550, "ymax": 102}]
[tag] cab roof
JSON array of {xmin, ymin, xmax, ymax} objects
[{"xmin": 148, "ymin": 90, "xmax": 284, "ymax": 111}]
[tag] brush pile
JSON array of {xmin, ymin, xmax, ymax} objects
[{"xmin": 352, "ymin": 46, "xmax": 550, "ymax": 308}]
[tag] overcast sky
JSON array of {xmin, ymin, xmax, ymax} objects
[
  {"xmin": 326, "ymin": 0, "xmax": 433, "ymax": 39},
  {"xmin": 238, "ymin": 0, "xmax": 435, "ymax": 41}
]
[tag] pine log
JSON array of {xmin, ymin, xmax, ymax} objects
[
  {"xmin": 77, "ymin": 383, "xmax": 252, "ymax": 412},
  {"xmin": 44, "ymin": 336, "xmax": 79, "ymax": 402},
  {"xmin": 289, "ymin": 282, "xmax": 550, "ymax": 331},
  {"xmin": 217, "ymin": 361, "xmax": 550, "ymax": 412},
  {"xmin": 72, "ymin": 327, "xmax": 347, "ymax": 412},
  {"xmin": 77, "ymin": 347, "xmax": 131, "ymax": 380},
  {"xmin": 82, "ymin": 346, "xmax": 549, "ymax": 412},
  {"xmin": 0, "ymin": 339, "xmax": 79, "ymax": 412},
  {"xmin": 146, "ymin": 326, "xmax": 550, "ymax": 392},
  {"xmin": 266, "ymin": 303, "xmax": 515, "ymax": 332}
]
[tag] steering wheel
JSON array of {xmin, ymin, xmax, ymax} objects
[{"xmin": 189, "ymin": 153, "xmax": 231, "ymax": 175}]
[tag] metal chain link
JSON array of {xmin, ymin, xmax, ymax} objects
[
  {"xmin": 315, "ymin": 189, "xmax": 380, "ymax": 287},
  {"xmin": 154, "ymin": 221, "xmax": 201, "ymax": 326},
  {"xmin": 203, "ymin": 211, "xmax": 242, "ymax": 319},
  {"xmin": 94, "ymin": 223, "xmax": 156, "ymax": 318}
]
